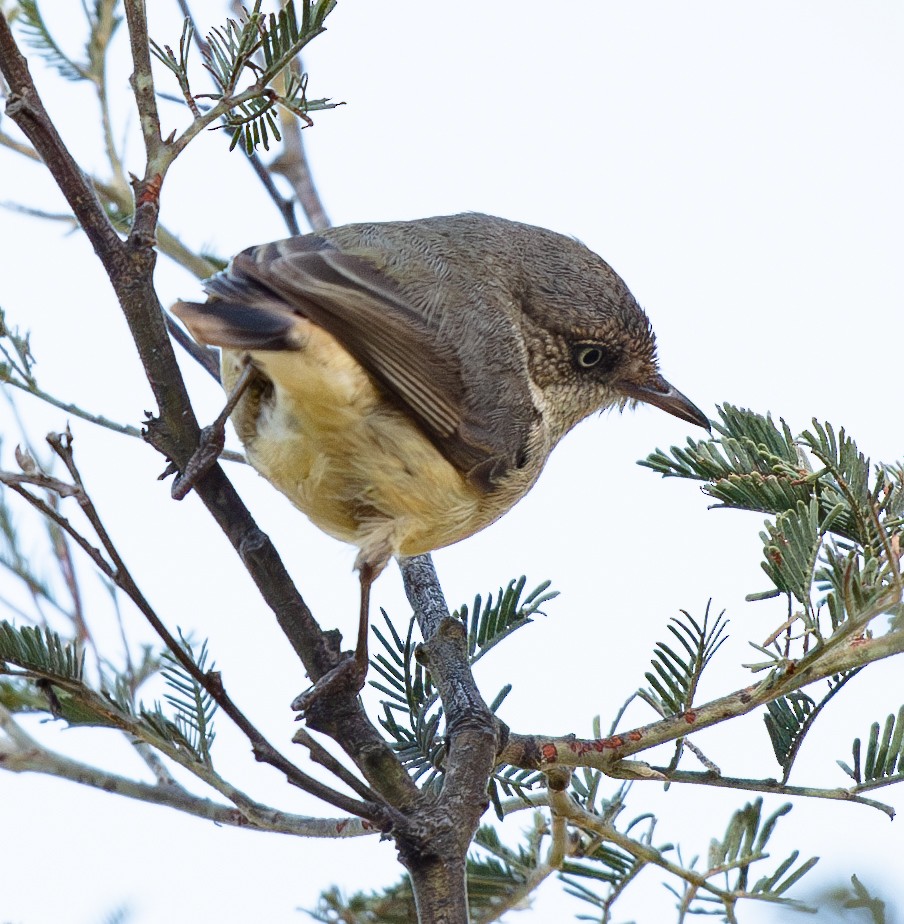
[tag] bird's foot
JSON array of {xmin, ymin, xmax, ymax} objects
[
  {"xmin": 291, "ymin": 653, "xmax": 368, "ymax": 716},
  {"xmin": 170, "ymin": 423, "xmax": 226, "ymax": 499},
  {"xmin": 169, "ymin": 360, "xmax": 256, "ymax": 500}
]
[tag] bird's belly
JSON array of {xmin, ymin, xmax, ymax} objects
[{"xmin": 223, "ymin": 337, "xmax": 502, "ymax": 565}]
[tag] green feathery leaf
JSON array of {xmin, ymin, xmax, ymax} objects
[
  {"xmin": 466, "ymin": 823, "xmax": 534, "ymax": 908},
  {"xmin": 560, "ymin": 814, "xmax": 651, "ymax": 916},
  {"xmin": 149, "ymin": 17, "xmax": 195, "ymax": 102},
  {"xmin": 180, "ymin": 0, "xmax": 342, "ymax": 153},
  {"xmin": 764, "ymin": 692, "xmax": 816, "ymax": 772},
  {"xmin": 371, "ymin": 611, "xmax": 443, "ymax": 788},
  {"xmin": 0, "ymin": 621, "xmax": 84, "ymax": 682},
  {"xmin": 307, "ymin": 881, "xmax": 416, "ymax": 924},
  {"xmin": 159, "ymin": 633, "xmax": 217, "ymax": 766},
  {"xmin": 16, "ymin": 0, "xmax": 89, "ymax": 81},
  {"xmin": 759, "ymin": 498, "xmax": 822, "ymax": 608},
  {"xmin": 371, "ymin": 578, "xmax": 555, "ymax": 789},
  {"xmin": 764, "ymin": 672, "xmax": 857, "ymax": 780},
  {"xmin": 638, "ymin": 603, "xmax": 728, "ymax": 718},
  {"xmin": 837, "ymin": 705, "xmax": 904, "ymax": 787},
  {"xmin": 456, "ymin": 577, "xmax": 558, "ymax": 666},
  {"xmin": 836, "ymin": 875, "xmax": 888, "ymax": 923},
  {"xmin": 703, "ymin": 799, "xmax": 818, "ymax": 907}
]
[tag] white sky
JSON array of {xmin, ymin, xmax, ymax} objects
[{"xmin": 1, "ymin": 2, "xmax": 902, "ymax": 922}]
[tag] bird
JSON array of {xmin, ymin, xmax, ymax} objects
[{"xmin": 172, "ymin": 212, "xmax": 710, "ymax": 699}]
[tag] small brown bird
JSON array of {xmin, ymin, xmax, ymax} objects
[{"xmin": 173, "ymin": 213, "xmax": 709, "ymax": 694}]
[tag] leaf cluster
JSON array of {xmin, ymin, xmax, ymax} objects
[
  {"xmin": 0, "ymin": 617, "xmax": 217, "ymax": 768},
  {"xmin": 665, "ymin": 798, "xmax": 818, "ymax": 919},
  {"xmin": 151, "ymin": 0, "xmax": 342, "ymax": 152},
  {"xmin": 16, "ymin": 0, "xmax": 120, "ymax": 84},
  {"xmin": 369, "ymin": 577, "xmax": 556, "ymax": 791},
  {"xmin": 837, "ymin": 704, "xmax": 904, "ymax": 789},
  {"xmin": 643, "ymin": 405, "xmax": 904, "ymax": 649},
  {"xmin": 763, "ymin": 671, "xmax": 857, "ymax": 782},
  {"xmin": 639, "ymin": 603, "xmax": 728, "ymax": 718},
  {"xmin": 159, "ymin": 632, "xmax": 217, "ymax": 765},
  {"xmin": 643, "ymin": 407, "xmax": 904, "ymax": 807}
]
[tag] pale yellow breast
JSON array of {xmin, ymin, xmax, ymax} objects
[{"xmin": 221, "ymin": 319, "xmax": 507, "ymax": 570}]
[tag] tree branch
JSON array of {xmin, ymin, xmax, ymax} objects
[
  {"xmin": 122, "ymin": 0, "xmax": 162, "ymax": 167},
  {"xmin": 2, "ymin": 1, "xmax": 425, "ymax": 885},
  {"xmin": 0, "ymin": 16, "xmax": 124, "ymax": 262},
  {"xmin": 501, "ymin": 628, "xmax": 904, "ymax": 775},
  {"xmin": 547, "ymin": 788, "xmax": 733, "ymax": 903},
  {"xmin": 651, "ymin": 768, "xmax": 895, "ymax": 819},
  {"xmin": 0, "ymin": 705, "xmax": 372, "ymax": 837},
  {"xmin": 270, "ymin": 58, "xmax": 330, "ymax": 231},
  {"xmin": 1, "ymin": 5, "xmax": 329, "ymax": 697},
  {"xmin": 396, "ymin": 555, "xmax": 501, "ymax": 923},
  {"xmin": 44, "ymin": 429, "xmax": 388, "ymax": 821}
]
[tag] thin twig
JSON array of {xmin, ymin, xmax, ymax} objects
[
  {"xmin": 0, "ymin": 705, "xmax": 371, "ymax": 837},
  {"xmin": 90, "ymin": 0, "xmax": 129, "ymax": 190},
  {"xmin": 122, "ymin": 0, "xmax": 162, "ymax": 164},
  {"xmin": 501, "ymin": 626, "xmax": 904, "ymax": 777},
  {"xmin": 2, "ymin": 377, "xmax": 144, "ymax": 439},
  {"xmin": 269, "ymin": 57, "xmax": 330, "ymax": 231},
  {"xmin": 179, "ymin": 0, "xmax": 301, "ymax": 234},
  {"xmin": 0, "ymin": 125, "xmax": 216, "ymax": 277},
  {"xmin": 548, "ymin": 788, "xmax": 734, "ymax": 903},
  {"xmin": 165, "ymin": 312, "xmax": 221, "ymax": 382},
  {"xmin": 0, "ymin": 128, "xmax": 40, "ymax": 160},
  {"xmin": 0, "ymin": 17, "xmax": 125, "ymax": 261},
  {"xmin": 131, "ymin": 739, "xmax": 182, "ymax": 787},
  {"xmin": 292, "ymin": 728, "xmax": 381, "ymax": 803},
  {"xmin": 473, "ymin": 812, "xmax": 569, "ymax": 924},
  {"xmin": 43, "ymin": 429, "xmax": 386, "ymax": 821},
  {"xmin": 1, "ymin": 481, "xmax": 112, "ymax": 576},
  {"xmin": 245, "ymin": 149, "xmax": 300, "ymax": 234},
  {"xmin": 1, "ymin": 375, "xmax": 244, "ymax": 462},
  {"xmin": 2, "ymin": 433, "xmax": 381, "ymax": 820},
  {"xmin": 655, "ymin": 768, "xmax": 895, "ymax": 819},
  {"xmin": 1, "ymin": 1, "xmax": 411, "ymax": 828}
]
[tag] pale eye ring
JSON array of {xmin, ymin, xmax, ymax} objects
[
  {"xmin": 573, "ymin": 343, "xmax": 617, "ymax": 373},
  {"xmin": 576, "ymin": 346, "xmax": 604, "ymax": 367}
]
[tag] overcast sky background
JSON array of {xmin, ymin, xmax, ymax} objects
[{"xmin": 1, "ymin": 2, "xmax": 902, "ymax": 922}]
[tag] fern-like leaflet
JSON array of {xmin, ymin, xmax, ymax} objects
[{"xmin": 370, "ymin": 578, "xmax": 556, "ymax": 792}]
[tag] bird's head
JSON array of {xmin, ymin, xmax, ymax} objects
[{"xmin": 520, "ymin": 241, "xmax": 710, "ymax": 437}]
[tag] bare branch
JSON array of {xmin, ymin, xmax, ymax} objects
[
  {"xmin": 0, "ymin": 10, "xmax": 334, "ymax": 693},
  {"xmin": 0, "ymin": 705, "xmax": 372, "ymax": 837},
  {"xmin": 0, "ymin": 15, "xmax": 124, "ymax": 261},
  {"xmin": 547, "ymin": 787, "xmax": 733, "ymax": 902},
  {"xmin": 37, "ymin": 428, "xmax": 387, "ymax": 821},
  {"xmin": 122, "ymin": 0, "xmax": 162, "ymax": 167},
  {"xmin": 501, "ymin": 628, "xmax": 904, "ymax": 775},
  {"xmin": 245, "ymin": 148, "xmax": 300, "ymax": 234},
  {"xmin": 396, "ymin": 555, "xmax": 501, "ymax": 915},
  {"xmin": 292, "ymin": 728, "xmax": 381, "ymax": 804},
  {"xmin": 269, "ymin": 58, "xmax": 330, "ymax": 231},
  {"xmin": 651, "ymin": 768, "xmax": 895, "ymax": 819}
]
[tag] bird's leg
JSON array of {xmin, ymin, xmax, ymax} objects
[
  {"xmin": 354, "ymin": 560, "xmax": 376, "ymax": 669},
  {"xmin": 291, "ymin": 561, "xmax": 377, "ymax": 716},
  {"xmin": 170, "ymin": 360, "xmax": 256, "ymax": 500}
]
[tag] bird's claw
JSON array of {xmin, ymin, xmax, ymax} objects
[
  {"xmin": 171, "ymin": 423, "xmax": 226, "ymax": 500},
  {"xmin": 291, "ymin": 653, "xmax": 368, "ymax": 715}
]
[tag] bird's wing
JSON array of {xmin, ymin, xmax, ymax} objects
[{"xmin": 173, "ymin": 235, "xmax": 540, "ymax": 490}]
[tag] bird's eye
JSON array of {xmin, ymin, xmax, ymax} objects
[{"xmin": 573, "ymin": 343, "xmax": 617, "ymax": 374}]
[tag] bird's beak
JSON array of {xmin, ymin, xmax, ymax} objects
[{"xmin": 621, "ymin": 373, "xmax": 711, "ymax": 431}]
